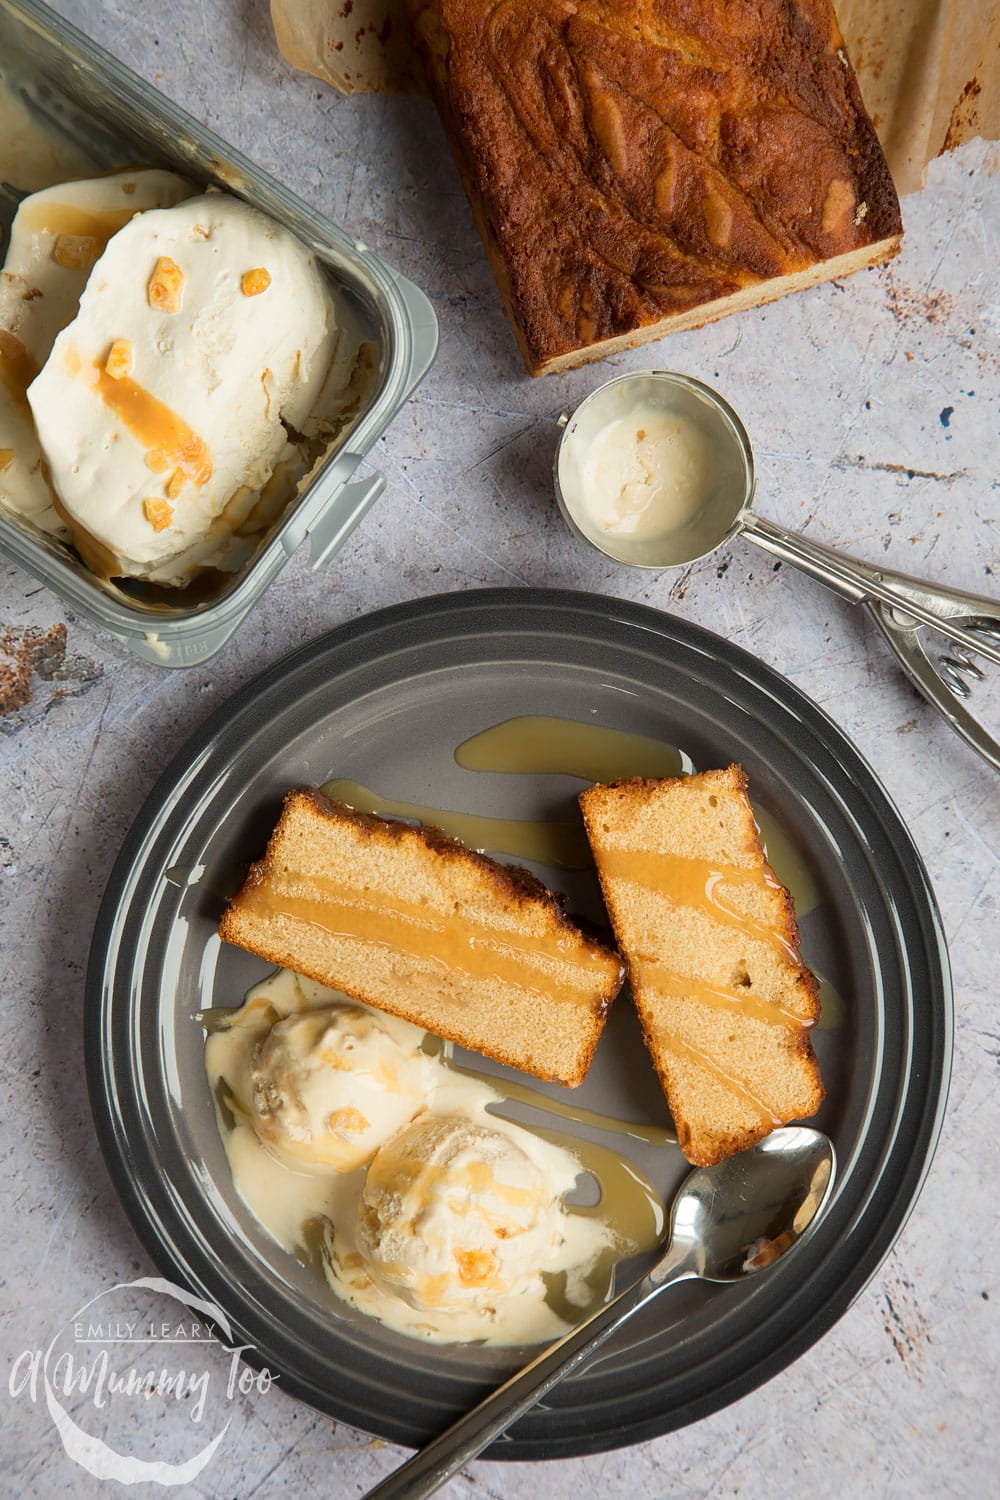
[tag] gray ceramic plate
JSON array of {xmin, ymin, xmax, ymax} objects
[{"xmin": 86, "ymin": 588, "xmax": 952, "ymax": 1459}]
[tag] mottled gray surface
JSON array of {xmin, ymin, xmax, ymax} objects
[{"xmin": 2, "ymin": 1, "xmax": 999, "ymax": 1495}]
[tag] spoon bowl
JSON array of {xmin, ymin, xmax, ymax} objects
[
  {"xmin": 365, "ymin": 1126, "xmax": 836, "ymax": 1500},
  {"xmin": 654, "ymin": 1124, "xmax": 836, "ymax": 1287}
]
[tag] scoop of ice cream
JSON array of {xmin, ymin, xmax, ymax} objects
[
  {"xmin": 356, "ymin": 1116, "xmax": 565, "ymax": 1313},
  {"xmin": 2, "ymin": 170, "xmax": 195, "ymax": 363},
  {"xmin": 0, "ymin": 337, "xmax": 51, "ymax": 532},
  {"xmin": 26, "ymin": 191, "xmax": 337, "ymax": 584},
  {"xmin": 0, "ymin": 169, "xmax": 194, "ymax": 534},
  {"xmin": 249, "ymin": 1005, "xmax": 434, "ymax": 1171}
]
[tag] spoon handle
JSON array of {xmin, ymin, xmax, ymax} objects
[{"xmin": 363, "ymin": 1250, "xmax": 692, "ymax": 1500}]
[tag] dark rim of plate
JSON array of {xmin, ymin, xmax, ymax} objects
[{"xmin": 85, "ymin": 587, "xmax": 953, "ymax": 1460}]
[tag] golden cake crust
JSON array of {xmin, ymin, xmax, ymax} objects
[{"xmin": 409, "ymin": 0, "xmax": 902, "ymax": 373}]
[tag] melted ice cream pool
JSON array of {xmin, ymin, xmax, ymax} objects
[{"xmin": 205, "ymin": 969, "xmax": 656, "ymax": 1346}]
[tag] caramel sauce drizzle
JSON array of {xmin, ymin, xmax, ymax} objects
[
  {"xmin": 322, "ymin": 776, "xmax": 591, "ymax": 870},
  {"xmin": 595, "ymin": 846, "xmax": 803, "ymax": 966},
  {"xmin": 656, "ymin": 1030, "xmax": 783, "ymax": 1131},
  {"xmin": 454, "ymin": 715, "xmax": 686, "ymax": 783},
  {"xmin": 0, "ymin": 331, "xmax": 39, "ymax": 409},
  {"xmin": 86, "ymin": 358, "xmax": 213, "ymax": 485},
  {"xmin": 19, "ymin": 200, "xmax": 137, "ymax": 248},
  {"xmin": 597, "ymin": 847, "xmax": 814, "ymax": 1122},
  {"xmin": 635, "ymin": 962, "xmax": 807, "ymax": 1030},
  {"xmin": 370, "ymin": 1157, "xmax": 543, "ymax": 1216},
  {"xmin": 238, "ymin": 871, "xmax": 612, "ymax": 1008}
]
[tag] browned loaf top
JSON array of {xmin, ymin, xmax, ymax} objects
[
  {"xmin": 408, "ymin": 0, "xmax": 902, "ymax": 374},
  {"xmin": 579, "ymin": 766, "xmax": 823, "ymax": 1165},
  {"xmin": 219, "ymin": 787, "xmax": 625, "ymax": 1087}
]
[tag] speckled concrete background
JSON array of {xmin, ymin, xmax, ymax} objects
[{"xmin": 1, "ymin": 1, "xmax": 998, "ymax": 1495}]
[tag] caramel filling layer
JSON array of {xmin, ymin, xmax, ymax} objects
[
  {"xmin": 238, "ymin": 873, "xmax": 613, "ymax": 1008},
  {"xmin": 598, "ymin": 844, "xmax": 815, "ymax": 1124}
]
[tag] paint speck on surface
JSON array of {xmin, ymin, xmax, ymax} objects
[
  {"xmin": 940, "ymin": 407, "xmax": 954, "ymax": 428},
  {"xmin": 835, "ymin": 456, "xmax": 964, "ymax": 484},
  {"xmin": 885, "ymin": 276, "xmax": 954, "ymax": 329},
  {"xmin": 880, "ymin": 1262, "xmax": 931, "ymax": 1374}
]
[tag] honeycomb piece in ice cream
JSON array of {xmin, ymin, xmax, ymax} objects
[
  {"xmin": 104, "ymin": 339, "xmax": 134, "ymax": 380},
  {"xmin": 241, "ymin": 267, "xmax": 271, "ymax": 297},
  {"xmin": 147, "ymin": 255, "xmax": 185, "ymax": 313},
  {"xmin": 53, "ymin": 233, "xmax": 101, "ymax": 271},
  {"xmin": 142, "ymin": 497, "xmax": 173, "ymax": 531}
]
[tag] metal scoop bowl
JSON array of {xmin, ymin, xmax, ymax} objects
[{"xmin": 555, "ymin": 370, "xmax": 1000, "ymax": 774}]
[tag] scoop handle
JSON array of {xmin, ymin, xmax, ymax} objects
[
  {"xmin": 362, "ymin": 1246, "xmax": 692, "ymax": 1500},
  {"xmin": 742, "ymin": 512, "xmax": 1000, "ymax": 665}
]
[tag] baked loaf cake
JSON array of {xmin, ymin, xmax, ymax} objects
[
  {"xmin": 579, "ymin": 767, "xmax": 823, "ymax": 1164},
  {"xmin": 408, "ymin": 0, "xmax": 902, "ymax": 374},
  {"xmin": 220, "ymin": 787, "xmax": 625, "ymax": 1086}
]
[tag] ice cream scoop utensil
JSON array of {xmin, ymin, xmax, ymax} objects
[
  {"xmin": 554, "ymin": 370, "xmax": 1000, "ymax": 775},
  {"xmin": 364, "ymin": 1125, "xmax": 835, "ymax": 1500}
]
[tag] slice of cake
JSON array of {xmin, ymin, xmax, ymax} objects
[
  {"xmin": 220, "ymin": 788, "xmax": 625, "ymax": 1086},
  {"xmin": 408, "ymin": 0, "xmax": 902, "ymax": 374},
  {"xmin": 579, "ymin": 767, "xmax": 823, "ymax": 1164}
]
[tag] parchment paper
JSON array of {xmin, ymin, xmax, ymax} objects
[
  {"xmin": 835, "ymin": 0, "xmax": 999, "ymax": 192},
  {"xmin": 270, "ymin": 0, "xmax": 424, "ymax": 96},
  {"xmin": 269, "ymin": 0, "xmax": 999, "ymax": 194}
]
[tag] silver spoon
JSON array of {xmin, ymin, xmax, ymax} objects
[
  {"xmin": 554, "ymin": 370, "xmax": 1000, "ymax": 775},
  {"xmin": 363, "ymin": 1125, "xmax": 836, "ymax": 1500}
]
